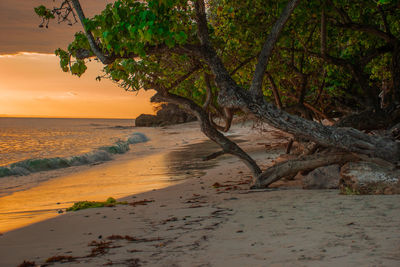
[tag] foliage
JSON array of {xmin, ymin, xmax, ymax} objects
[
  {"xmin": 34, "ymin": 5, "xmax": 55, "ymax": 20},
  {"xmin": 66, "ymin": 197, "xmax": 127, "ymax": 211},
  {"xmin": 36, "ymin": 0, "xmax": 400, "ymax": 118}
]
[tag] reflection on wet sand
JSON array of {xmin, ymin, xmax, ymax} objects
[
  {"xmin": 166, "ymin": 136, "xmax": 246, "ymax": 179},
  {"xmin": 0, "ymin": 138, "xmax": 224, "ymax": 233}
]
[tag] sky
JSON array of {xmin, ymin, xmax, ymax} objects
[{"xmin": 0, "ymin": 0, "xmax": 154, "ymax": 118}]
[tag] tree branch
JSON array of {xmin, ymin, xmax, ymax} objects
[
  {"xmin": 252, "ymin": 152, "xmax": 359, "ymax": 188},
  {"xmin": 194, "ymin": 0, "xmax": 250, "ymax": 109},
  {"xmin": 326, "ymin": 0, "xmax": 398, "ymax": 44},
  {"xmin": 249, "ymin": 0, "xmax": 300, "ymax": 99},
  {"xmin": 320, "ymin": 1, "xmax": 327, "ymax": 57},
  {"xmin": 336, "ymin": 22, "xmax": 398, "ymax": 44},
  {"xmin": 285, "ymin": 92, "xmax": 334, "ymax": 123},
  {"xmin": 70, "ymin": 0, "xmax": 114, "ymax": 64},
  {"xmin": 378, "ymin": 5, "xmax": 391, "ymax": 35},
  {"xmin": 230, "ymin": 56, "xmax": 256, "ymax": 76},
  {"xmin": 266, "ymin": 72, "xmax": 283, "ymax": 109},
  {"xmin": 167, "ymin": 65, "xmax": 201, "ymax": 91},
  {"xmin": 360, "ymin": 44, "xmax": 393, "ymax": 65},
  {"xmin": 202, "ymin": 73, "xmax": 213, "ymax": 110},
  {"xmin": 202, "ymin": 73, "xmax": 233, "ymax": 132}
]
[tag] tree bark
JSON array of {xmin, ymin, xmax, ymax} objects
[
  {"xmin": 252, "ymin": 153, "xmax": 359, "ymax": 188},
  {"xmin": 392, "ymin": 44, "xmax": 400, "ymax": 104},
  {"xmin": 266, "ymin": 72, "xmax": 283, "ymax": 109},
  {"xmin": 320, "ymin": 1, "xmax": 327, "ymax": 57},
  {"xmin": 249, "ymin": 0, "xmax": 301, "ymax": 99},
  {"xmin": 70, "ymin": 0, "xmax": 114, "ymax": 64}
]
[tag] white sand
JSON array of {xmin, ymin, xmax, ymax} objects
[{"xmin": 1, "ymin": 121, "xmax": 399, "ymax": 266}]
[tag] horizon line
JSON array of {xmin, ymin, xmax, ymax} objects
[{"xmin": 0, "ymin": 114, "xmax": 136, "ymax": 120}]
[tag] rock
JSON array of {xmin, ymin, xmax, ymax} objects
[
  {"xmin": 340, "ymin": 161, "xmax": 400, "ymax": 195},
  {"xmin": 390, "ymin": 122, "xmax": 400, "ymax": 140},
  {"xmin": 156, "ymin": 103, "xmax": 196, "ymax": 125},
  {"xmin": 302, "ymin": 164, "xmax": 341, "ymax": 189},
  {"xmin": 134, "ymin": 114, "xmax": 160, "ymax": 127},
  {"xmin": 135, "ymin": 104, "xmax": 196, "ymax": 127}
]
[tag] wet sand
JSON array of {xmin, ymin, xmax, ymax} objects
[
  {"xmin": 0, "ymin": 122, "xmax": 220, "ymax": 233},
  {"xmin": 1, "ymin": 121, "xmax": 400, "ymax": 266}
]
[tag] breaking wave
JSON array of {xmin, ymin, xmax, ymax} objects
[{"xmin": 0, "ymin": 133, "xmax": 148, "ymax": 178}]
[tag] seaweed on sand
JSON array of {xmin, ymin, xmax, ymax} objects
[
  {"xmin": 66, "ymin": 197, "xmax": 127, "ymax": 211},
  {"xmin": 17, "ymin": 261, "xmax": 36, "ymax": 267},
  {"xmin": 46, "ymin": 255, "xmax": 76, "ymax": 263}
]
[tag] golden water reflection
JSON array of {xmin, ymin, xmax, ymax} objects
[{"xmin": 0, "ymin": 139, "xmax": 220, "ymax": 233}]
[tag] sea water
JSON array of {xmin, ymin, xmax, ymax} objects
[
  {"xmin": 0, "ymin": 119, "xmax": 219, "ymax": 232},
  {"xmin": 0, "ymin": 117, "xmax": 145, "ymax": 175}
]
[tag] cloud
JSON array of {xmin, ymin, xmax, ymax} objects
[
  {"xmin": 34, "ymin": 91, "xmax": 78, "ymax": 101},
  {"xmin": 0, "ymin": 52, "xmax": 54, "ymax": 58},
  {"xmin": 0, "ymin": 52, "xmax": 155, "ymax": 118},
  {"xmin": 67, "ymin": 91, "xmax": 78, "ymax": 96}
]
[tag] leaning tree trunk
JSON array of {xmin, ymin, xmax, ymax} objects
[
  {"xmin": 194, "ymin": 1, "xmax": 400, "ymax": 165},
  {"xmin": 153, "ymin": 91, "xmax": 262, "ymax": 179},
  {"xmin": 217, "ymin": 77, "xmax": 399, "ymax": 161}
]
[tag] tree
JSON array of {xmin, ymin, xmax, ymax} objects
[{"xmin": 36, "ymin": 0, "xmax": 400, "ymax": 188}]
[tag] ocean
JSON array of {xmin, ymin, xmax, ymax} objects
[
  {"xmin": 0, "ymin": 118, "xmax": 217, "ymax": 232},
  {"xmin": 0, "ymin": 117, "xmax": 137, "ymax": 167}
]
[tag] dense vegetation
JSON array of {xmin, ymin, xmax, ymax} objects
[{"xmin": 36, "ymin": 0, "xmax": 400, "ymax": 187}]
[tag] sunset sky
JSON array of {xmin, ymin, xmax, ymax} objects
[{"xmin": 0, "ymin": 0, "xmax": 154, "ymax": 118}]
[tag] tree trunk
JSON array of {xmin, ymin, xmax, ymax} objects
[
  {"xmin": 266, "ymin": 72, "xmax": 283, "ymax": 109},
  {"xmin": 226, "ymin": 91, "xmax": 399, "ymax": 163},
  {"xmin": 320, "ymin": 1, "xmax": 327, "ymax": 57},
  {"xmin": 392, "ymin": 44, "xmax": 400, "ymax": 105},
  {"xmin": 153, "ymin": 92, "xmax": 262, "ymax": 178}
]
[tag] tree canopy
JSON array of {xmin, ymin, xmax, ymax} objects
[{"xmin": 36, "ymin": 0, "xmax": 400, "ymax": 187}]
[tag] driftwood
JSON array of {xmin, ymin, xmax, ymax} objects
[{"xmin": 252, "ymin": 153, "xmax": 360, "ymax": 188}]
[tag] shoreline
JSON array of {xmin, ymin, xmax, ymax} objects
[
  {"xmin": 0, "ymin": 121, "xmax": 219, "ymax": 233},
  {"xmin": 1, "ymin": 122, "xmax": 399, "ymax": 266}
]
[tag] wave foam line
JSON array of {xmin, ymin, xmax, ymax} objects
[{"xmin": 0, "ymin": 133, "xmax": 148, "ymax": 178}]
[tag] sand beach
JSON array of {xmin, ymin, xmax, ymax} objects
[{"xmin": 0, "ymin": 121, "xmax": 399, "ymax": 266}]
